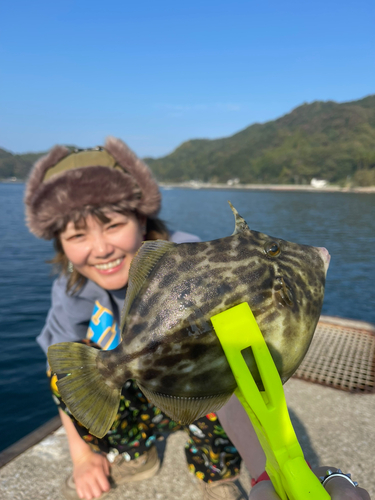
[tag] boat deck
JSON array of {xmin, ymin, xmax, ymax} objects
[{"xmin": 1, "ymin": 316, "xmax": 374, "ymax": 499}]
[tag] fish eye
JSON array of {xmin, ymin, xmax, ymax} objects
[{"xmin": 265, "ymin": 241, "xmax": 281, "ymax": 257}]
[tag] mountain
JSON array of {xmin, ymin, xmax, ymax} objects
[
  {"xmin": 145, "ymin": 95, "xmax": 375, "ymax": 186},
  {"xmin": 0, "ymin": 148, "xmax": 45, "ymax": 180},
  {"xmin": 1, "ymin": 95, "xmax": 375, "ymax": 185}
]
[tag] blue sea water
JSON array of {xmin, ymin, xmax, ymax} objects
[{"xmin": 0, "ymin": 183, "xmax": 374, "ymax": 452}]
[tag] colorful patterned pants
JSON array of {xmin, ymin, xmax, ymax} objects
[{"xmin": 49, "ymin": 343, "xmax": 241, "ymax": 483}]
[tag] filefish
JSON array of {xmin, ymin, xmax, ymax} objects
[{"xmin": 48, "ymin": 203, "xmax": 330, "ymax": 438}]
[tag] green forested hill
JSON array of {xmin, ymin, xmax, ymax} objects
[
  {"xmin": 145, "ymin": 95, "xmax": 375, "ymax": 186},
  {"xmin": 0, "ymin": 148, "xmax": 45, "ymax": 180},
  {"xmin": 2, "ymin": 95, "xmax": 375, "ymax": 185}
]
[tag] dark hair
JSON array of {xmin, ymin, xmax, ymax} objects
[{"xmin": 50, "ymin": 206, "xmax": 169, "ymax": 294}]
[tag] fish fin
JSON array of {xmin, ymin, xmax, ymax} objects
[
  {"xmin": 139, "ymin": 384, "xmax": 233, "ymax": 424},
  {"xmin": 228, "ymin": 201, "xmax": 250, "ymax": 234},
  {"xmin": 47, "ymin": 342, "xmax": 121, "ymax": 438},
  {"xmin": 121, "ymin": 239, "xmax": 176, "ymax": 330}
]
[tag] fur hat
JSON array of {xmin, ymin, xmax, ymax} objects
[{"xmin": 25, "ymin": 137, "xmax": 161, "ymax": 239}]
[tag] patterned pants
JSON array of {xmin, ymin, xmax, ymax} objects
[{"xmin": 49, "ymin": 343, "xmax": 241, "ymax": 483}]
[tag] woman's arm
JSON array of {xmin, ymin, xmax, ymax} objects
[
  {"xmin": 39, "ymin": 277, "xmax": 113, "ymax": 498},
  {"xmin": 59, "ymin": 409, "xmax": 111, "ymax": 500},
  {"xmin": 312, "ymin": 467, "xmax": 370, "ymax": 500},
  {"xmin": 217, "ymin": 394, "xmax": 266, "ymax": 481},
  {"xmin": 218, "ymin": 396, "xmax": 371, "ymax": 500}
]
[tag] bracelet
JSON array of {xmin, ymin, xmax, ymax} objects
[
  {"xmin": 320, "ymin": 469, "xmax": 358, "ymax": 488},
  {"xmin": 251, "ymin": 471, "xmax": 270, "ymax": 487}
]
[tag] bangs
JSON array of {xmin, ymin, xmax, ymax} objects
[{"xmin": 55, "ymin": 205, "xmax": 134, "ymax": 234}]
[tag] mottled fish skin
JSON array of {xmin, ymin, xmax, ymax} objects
[{"xmin": 97, "ymin": 224, "xmax": 327, "ymax": 399}]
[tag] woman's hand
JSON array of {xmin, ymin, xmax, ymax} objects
[
  {"xmin": 314, "ymin": 467, "xmax": 370, "ymax": 500},
  {"xmin": 58, "ymin": 409, "xmax": 111, "ymax": 499},
  {"xmin": 249, "ymin": 481, "xmax": 281, "ymax": 499},
  {"xmin": 249, "ymin": 466, "xmax": 371, "ymax": 500},
  {"xmin": 72, "ymin": 449, "xmax": 111, "ymax": 499}
]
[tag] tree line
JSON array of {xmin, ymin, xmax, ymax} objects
[{"xmin": 2, "ymin": 95, "xmax": 375, "ymax": 186}]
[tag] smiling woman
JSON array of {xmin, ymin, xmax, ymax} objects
[
  {"xmin": 59, "ymin": 212, "xmax": 146, "ymax": 291},
  {"xmin": 23, "ymin": 137, "xmax": 243, "ymax": 500}
]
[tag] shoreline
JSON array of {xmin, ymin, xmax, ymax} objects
[
  {"xmin": 159, "ymin": 182, "xmax": 375, "ymax": 193},
  {"xmin": 2, "ymin": 179, "xmax": 375, "ymax": 193}
]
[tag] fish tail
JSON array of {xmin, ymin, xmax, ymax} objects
[{"xmin": 47, "ymin": 342, "xmax": 121, "ymax": 438}]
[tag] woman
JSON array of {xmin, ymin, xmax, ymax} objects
[
  {"xmin": 25, "ymin": 137, "xmax": 242, "ymax": 500},
  {"xmin": 25, "ymin": 137, "xmax": 370, "ymax": 500}
]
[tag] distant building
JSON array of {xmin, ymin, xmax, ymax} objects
[
  {"xmin": 227, "ymin": 178, "xmax": 240, "ymax": 186},
  {"xmin": 2, "ymin": 176, "xmax": 18, "ymax": 183},
  {"xmin": 310, "ymin": 178, "xmax": 328, "ymax": 188}
]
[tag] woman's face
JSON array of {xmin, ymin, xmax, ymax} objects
[{"xmin": 60, "ymin": 212, "xmax": 145, "ymax": 290}]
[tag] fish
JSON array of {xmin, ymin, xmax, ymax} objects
[{"xmin": 48, "ymin": 203, "xmax": 330, "ymax": 438}]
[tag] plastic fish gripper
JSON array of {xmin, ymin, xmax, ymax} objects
[{"xmin": 211, "ymin": 302, "xmax": 330, "ymax": 500}]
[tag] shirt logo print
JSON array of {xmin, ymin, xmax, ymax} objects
[{"xmin": 87, "ymin": 300, "xmax": 121, "ymax": 350}]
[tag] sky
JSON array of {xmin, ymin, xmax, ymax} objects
[{"xmin": 0, "ymin": 0, "xmax": 374, "ymax": 158}]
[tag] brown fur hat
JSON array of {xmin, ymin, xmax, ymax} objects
[{"xmin": 25, "ymin": 137, "xmax": 161, "ymax": 239}]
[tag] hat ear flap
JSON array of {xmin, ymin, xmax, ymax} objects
[{"xmin": 24, "ymin": 145, "xmax": 70, "ymax": 237}]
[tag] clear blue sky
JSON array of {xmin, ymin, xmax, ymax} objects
[{"xmin": 1, "ymin": 0, "xmax": 374, "ymax": 157}]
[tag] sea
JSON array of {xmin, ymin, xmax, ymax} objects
[{"xmin": 0, "ymin": 183, "xmax": 374, "ymax": 453}]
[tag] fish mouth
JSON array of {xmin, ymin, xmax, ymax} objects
[{"xmin": 316, "ymin": 247, "xmax": 331, "ymax": 275}]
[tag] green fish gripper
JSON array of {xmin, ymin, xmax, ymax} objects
[{"xmin": 211, "ymin": 302, "xmax": 330, "ymax": 500}]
